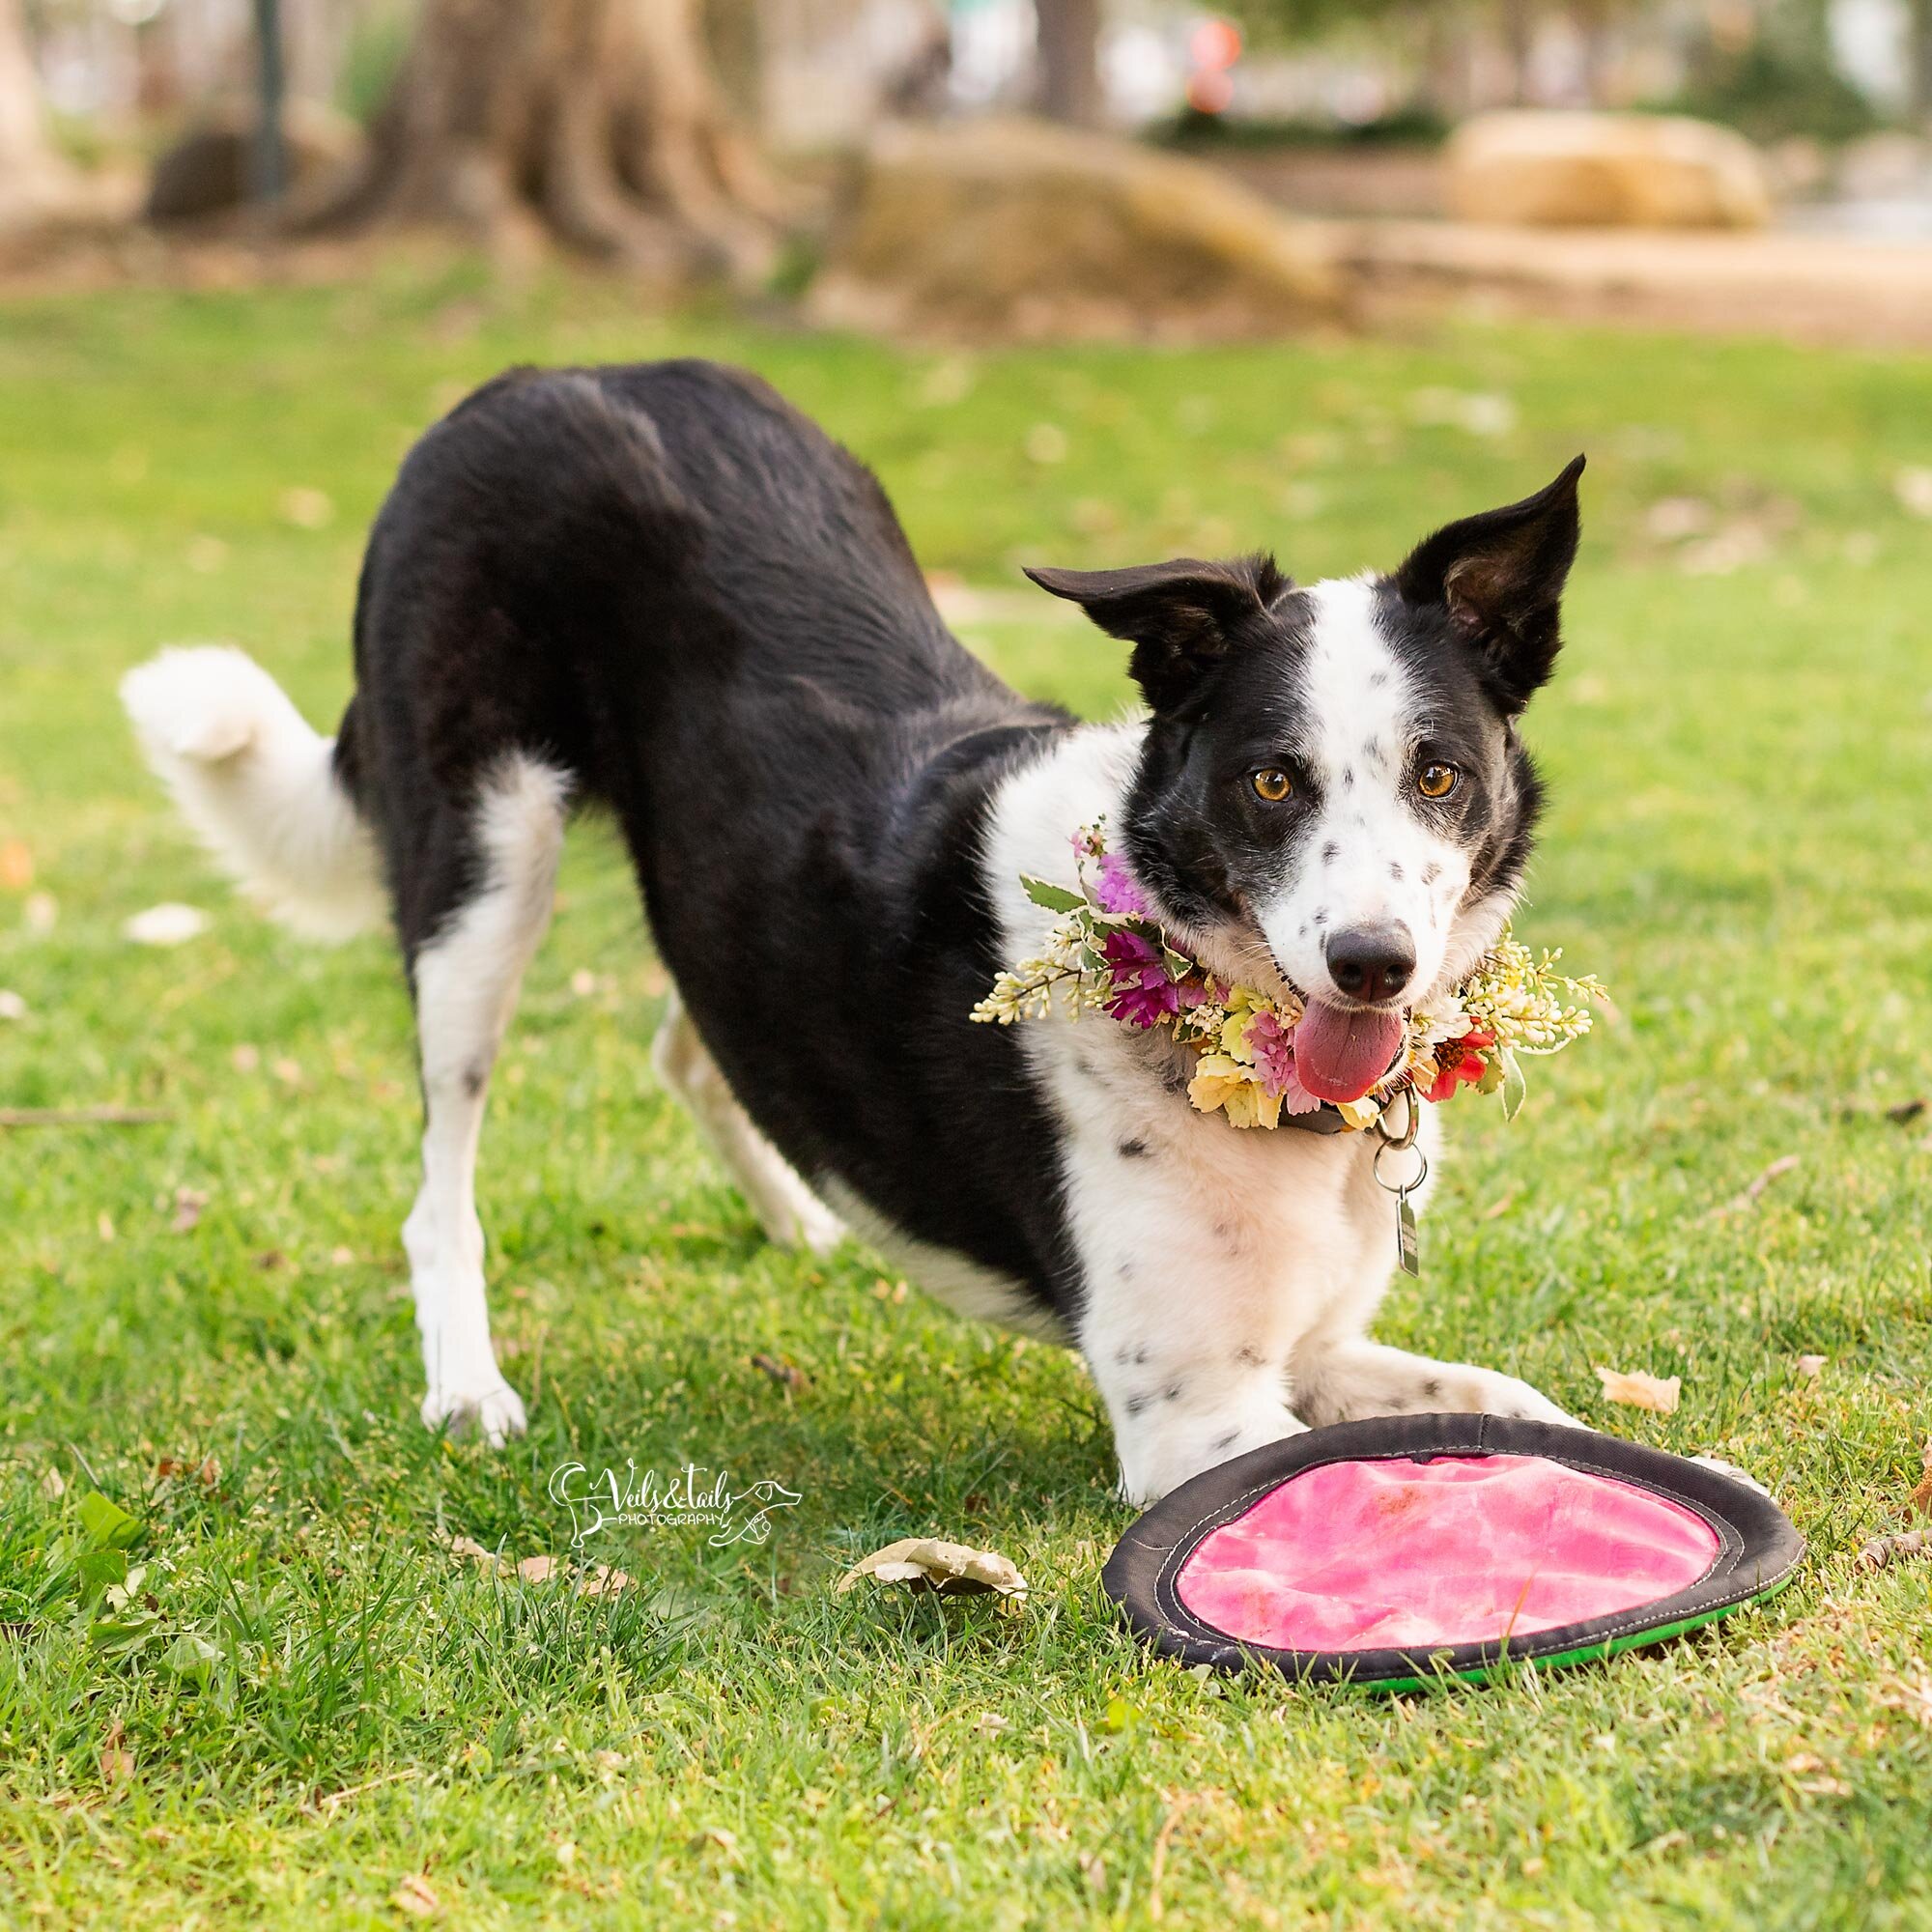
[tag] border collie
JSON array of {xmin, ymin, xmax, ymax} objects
[{"xmin": 123, "ymin": 360, "xmax": 1586, "ymax": 1505}]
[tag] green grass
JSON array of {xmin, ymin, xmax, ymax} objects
[{"xmin": 3, "ymin": 263, "xmax": 1931, "ymax": 1928}]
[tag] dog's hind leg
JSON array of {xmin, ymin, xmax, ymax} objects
[
  {"xmin": 403, "ymin": 756, "xmax": 570, "ymax": 1442},
  {"xmin": 651, "ymin": 991, "xmax": 844, "ymax": 1255}
]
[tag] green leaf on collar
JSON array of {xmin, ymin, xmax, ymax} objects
[{"xmin": 1020, "ymin": 875, "xmax": 1084, "ymax": 915}]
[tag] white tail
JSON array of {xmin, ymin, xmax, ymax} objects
[{"xmin": 121, "ymin": 645, "xmax": 384, "ymax": 942}]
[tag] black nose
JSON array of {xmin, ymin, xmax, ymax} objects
[{"xmin": 1325, "ymin": 923, "xmax": 1417, "ymax": 1005}]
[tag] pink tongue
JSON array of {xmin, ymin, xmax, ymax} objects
[{"xmin": 1293, "ymin": 1001, "xmax": 1406, "ymax": 1104}]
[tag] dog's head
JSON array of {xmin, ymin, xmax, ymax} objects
[{"xmin": 1027, "ymin": 459, "xmax": 1582, "ymax": 1102}]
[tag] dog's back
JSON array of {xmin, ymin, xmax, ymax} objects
[{"xmin": 126, "ymin": 360, "xmax": 1078, "ymax": 1436}]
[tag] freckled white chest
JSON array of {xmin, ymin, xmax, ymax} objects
[{"xmin": 980, "ymin": 719, "xmax": 1430, "ymax": 1368}]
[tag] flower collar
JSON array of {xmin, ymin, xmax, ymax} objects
[{"xmin": 973, "ymin": 821, "xmax": 1605, "ymax": 1133}]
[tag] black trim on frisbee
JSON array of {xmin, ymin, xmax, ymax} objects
[{"xmin": 1101, "ymin": 1414, "xmax": 1804, "ymax": 1688}]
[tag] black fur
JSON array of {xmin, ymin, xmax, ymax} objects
[
  {"xmin": 337, "ymin": 361, "xmax": 1081, "ymax": 1324},
  {"xmin": 335, "ymin": 361, "xmax": 1577, "ymax": 1338}
]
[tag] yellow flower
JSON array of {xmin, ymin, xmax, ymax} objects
[{"xmin": 1188, "ymin": 1053, "xmax": 1282, "ymax": 1129}]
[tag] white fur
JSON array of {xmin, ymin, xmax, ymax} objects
[
  {"xmin": 653, "ymin": 990, "xmax": 846, "ymax": 1256},
  {"xmin": 820, "ymin": 1179, "xmax": 1068, "ymax": 1343},
  {"xmin": 1255, "ymin": 577, "xmax": 1502, "ymax": 1009},
  {"xmin": 403, "ymin": 756, "xmax": 570, "ymax": 1442},
  {"xmin": 980, "ymin": 709, "xmax": 1574, "ymax": 1506},
  {"xmin": 121, "ymin": 646, "xmax": 384, "ymax": 942}
]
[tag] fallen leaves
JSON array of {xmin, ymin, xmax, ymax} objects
[
  {"xmin": 750, "ymin": 1352, "xmax": 810, "ymax": 1391},
  {"xmin": 1857, "ymin": 1529, "xmax": 1928, "ymax": 1572},
  {"xmin": 390, "ymin": 1873, "xmax": 440, "ymax": 1918},
  {"xmin": 169, "ymin": 1186, "xmax": 208, "ymax": 1234},
  {"xmin": 1717, "ymin": 1153, "xmax": 1800, "ymax": 1217},
  {"xmin": 1795, "ymin": 1354, "xmax": 1828, "ymax": 1381},
  {"xmin": 440, "ymin": 1532, "xmax": 630, "ymax": 1598},
  {"xmin": 836, "ymin": 1537, "xmax": 1028, "ymax": 1599},
  {"xmin": 1911, "ymin": 1441, "xmax": 1932, "ymax": 1520},
  {"xmin": 99, "ymin": 1717, "xmax": 133, "ymax": 1786},
  {"xmin": 154, "ymin": 1453, "xmax": 219, "ymax": 1488},
  {"xmin": 1894, "ymin": 467, "xmax": 1932, "ymax": 520},
  {"xmin": 1593, "ymin": 1365, "xmax": 1681, "ymax": 1414},
  {"xmin": 123, "ymin": 903, "xmax": 209, "ymax": 947}
]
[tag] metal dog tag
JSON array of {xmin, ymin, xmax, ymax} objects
[
  {"xmin": 1396, "ymin": 1187, "xmax": 1421, "ymax": 1277},
  {"xmin": 1372, "ymin": 1100, "xmax": 1427, "ymax": 1279}
]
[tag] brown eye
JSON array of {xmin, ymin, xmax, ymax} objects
[
  {"xmin": 1417, "ymin": 762, "xmax": 1460, "ymax": 800},
  {"xmin": 1251, "ymin": 767, "xmax": 1293, "ymax": 803}
]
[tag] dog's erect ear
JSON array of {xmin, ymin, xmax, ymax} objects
[
  {"xmin": 1023, "ymin": 554, "xmax": 1287, "ymax": 710},
  {"xmin": 1394, "ymin": 456, "xmax": 1584, "ymax": 711}
]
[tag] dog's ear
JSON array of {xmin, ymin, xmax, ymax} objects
[
  {"xmin": 1394, "ymin": 456, "xmax": 1584, "ymax": 711},
  {"xmin": 1023, "ymin": 554, "xmax": 1287, "ymax": 710}
]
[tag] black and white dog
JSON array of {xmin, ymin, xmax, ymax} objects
[{"xmin": 124, "ymin": 359, "xmax": 1586, "ymax": 1504}]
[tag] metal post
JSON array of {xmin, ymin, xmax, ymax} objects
[{"xmin": 251, "ymin": 0, "xmax": 287, "ymax": 207}]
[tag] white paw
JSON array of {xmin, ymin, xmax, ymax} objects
[
  {"xmin": 422, "ymin": 1378, "xmax": 527, "ymax": 1445},
  {"xmin": 791, "ymin": 1200, "xmax": 847, "ymax": 1258},
  {"xmin": 1690, "ymin": 1453, "xmax": 1772, "ymax": 1498},
  {"xmin": 1457, "ymin": 1370, "xmax": 1582, "ymax": 1429},
  {"xmin": 1117, "ymin": 1402, "xmax": 1309, "ymax": 1509}
]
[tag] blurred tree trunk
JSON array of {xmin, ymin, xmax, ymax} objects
[
  {"xmin": 0, "ymin": 0, "xmax": 74, "ymax": 224},
  {"xmin": 1911, "ymin": 0, "xmax": 1932, "ymax": 128},
  {"xmin": 302, "ymin": 0, "xmax": 777, "ymax": 277},
  {"xmin": 1497, "ymin": 0, "xmax": 1535, "ymax": 105},
  {"xmin": 1037, "ymin": 0, "xmax": 1102, "ymax": 126}
]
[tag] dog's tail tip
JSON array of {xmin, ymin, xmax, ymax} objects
[{"xmin": 121, "ymin": 644, "xmax": 385, "ymax": 944}]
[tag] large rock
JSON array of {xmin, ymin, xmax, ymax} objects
[
  {"xmin": 810, "ymin": 116, "xmax": 1345, "ymax": 343},
  {"xmin": 147, "ymin": 99, "xmax": 362, "ymax": 227},
  {"xmin": 1445, "ymin": 111, "xmax": 1771, "ymax": 231}
]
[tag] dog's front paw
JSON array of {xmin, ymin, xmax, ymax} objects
[
  {"xmin": 1116, "ymin": 1401, "xmax": 1308, "ymax": 1509},
  {"xmin": 423, "ymin": 1378, "xmax": 527, "ymax": 1446}
]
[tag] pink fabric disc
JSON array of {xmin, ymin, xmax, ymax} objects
[{"xmin": 1174, "ymin": 1454, "xmax": 1720, "ymax": 1653}]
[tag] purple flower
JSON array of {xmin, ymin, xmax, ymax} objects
[
  {"xmin": 1101, "ymin": 928, "xmax": 1179, "ymax": 1029},
  {"xmin": 1092, "ymin": 849, "xmax": 1151, "ymax": 919}
]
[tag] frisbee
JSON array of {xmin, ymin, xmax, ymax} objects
[{"xmin": 1101, "ymin": 1414, "xmax": 1802, "ymax": 1689}]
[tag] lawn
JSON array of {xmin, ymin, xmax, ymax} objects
[{"xmin": 2, "ymin": 262, "xmax": 1930, "ymax": 1930}]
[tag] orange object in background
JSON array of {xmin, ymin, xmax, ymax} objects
[{"xmin": 1185, "ymin": 15, "xmax": 1241, "ymax": 117}]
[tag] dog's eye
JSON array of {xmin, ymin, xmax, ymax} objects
[
  {"xmin": 1417, "ymin": 762, "xmax": 1460, "ymax": 800},
  {"xmin": 1251, "ymin": 768, "xmax": 1293, "ymax": 803}
]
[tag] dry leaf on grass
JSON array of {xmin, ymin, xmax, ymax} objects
[
  {"xmin": 99, "ymin": 1717, "xmax": 132, "ymax": 1786},
  {"xmin": 1594, "ymin": 1365, "xmax": 1682, "ymax": 1414},
  {"xmin": 836, "ymin": 1537, "xmax": 1028, "ymax": 1599},
  {"xmin": 1857, "ymin": 1528, "xmax": 1929, "ymax": 1572},
  {"xmin": 750, "ymin": 1352, "xmax": 810, "ymax": 1390},
  {"xmin": 123, "ymin": 903, "xmax": 209, "ymax": 947},
  {"xmin": 1719, "ymin": 1153, "xmax": 1800, "ymax": 1216},
  {"xmin": 1909, "ymin": 1441, "xmax": 1932, "ymax": 1520},
  {"xmin": 170, "ymin": 1187, "xmax": 208, "ymax": 1234},
  {"xmin": 154, "ymin": 1454, "xmax": 219, "ymax": 1487},
  {"xmin": 443, "ymin": 1533, "xmax": 625, "ymax": 1597},
  {"xmin": 1795, "ymin": 1354, "xmax": 1828, "ymax": 1380},
  {"xmin": 391, "ymin": 1873, "xmax": 440, "ymax": 1918}
]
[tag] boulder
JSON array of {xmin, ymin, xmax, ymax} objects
[
  {"xmin": 147, "ymin": 99, "xmax": 362, "ymax": 227},
  {"xmin": 810, "ymin": 116, "xmax": 1345, "ymax": 343},
  {"xmin": 1445, "ymin": 111, "xmax": 1771, "ymax": 231}
]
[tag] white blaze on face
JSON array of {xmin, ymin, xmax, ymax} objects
[{"xmin": 1254, "ymin": 576, "xmax": 1473, "ymax": 1008}]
